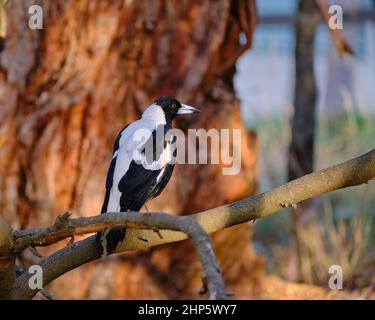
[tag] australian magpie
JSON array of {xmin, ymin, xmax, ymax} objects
[{"xmin": 98, "ymin": 96, "xmax": 200, "ymax": 254}]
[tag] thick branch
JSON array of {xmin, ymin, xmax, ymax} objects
[
  {"xmin": 0, "ymin": 216, "xmax": 15, "ymax": 299},
  {"xmin": 176, "ymin": 218, "xmax": 228, "ymax": 300},
  {"xmin": 13, "ymin": 211, "xmax": 158, "ymax": 253},
  {"xmin": 12, "ymin": 148, "xmax": 375, "ymax": 299},
  {"xmin": 13, "ymin": 213, "xmax": 227, "ymax": 300}
]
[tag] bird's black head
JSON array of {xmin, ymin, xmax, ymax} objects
[{"xmin": 154, "ymin": 96, "xmax": 200, "ymax": 122}]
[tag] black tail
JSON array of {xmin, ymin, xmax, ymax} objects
[
  {"xmin": 97, "ymin": 228, "xmax": 126, "ymax": 254},
  {"xmin": 97, "ymin": 195, "xmax": 145, "ymax": 255}
]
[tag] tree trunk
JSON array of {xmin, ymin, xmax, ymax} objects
[
  {"xmin": 287, "ymin": 0, "xmax": 320, "ymax": 282},
  {"xmin": 0, "ymin": 0, "xmax": 261, "ymax": 299}
]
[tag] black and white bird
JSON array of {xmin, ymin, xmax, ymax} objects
[{"xmin": 98, "ymin": 96, "xmax": 200, "ymax": 254}]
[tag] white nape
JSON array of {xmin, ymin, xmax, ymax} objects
[{"xmin": 141, "ymin": 104, "xmax": 166, "ymax": 124}]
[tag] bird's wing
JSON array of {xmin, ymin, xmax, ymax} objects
[
  {"xmin": 118, "ymin": 161, "xmax": 162, "ymax": 211},
  {"xmin": 150, "ymin": 164, "xmax": 175, "ymax": 199},
  {"xmin": 101, "ymin": 125, "xmax": 129, "ymax": 213},
  {"xmin": 105, "ymin": 120, "xmax": 156, "ymax": 212},
  {"xmin": 116, "ymin": 124, "xmax": 176, "ymax": 211},
  {"xmin": 113, "ymin": 124, "xmax": 129, "ymax": 154},
  {"xmin": 101, "ymin": 155, "xmax": 117, "ymax": 213}
]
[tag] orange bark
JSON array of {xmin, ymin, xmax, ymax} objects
[{"xmin": 0, "ymin": 0, "xmax": 259, "ymax": 298}]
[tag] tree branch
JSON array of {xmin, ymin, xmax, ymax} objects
[
  {"xmin": 13, "ymin": 210, "xmax": 157, "ymax": 253},
  {"xmin": 0, "ymin": 216, "xmax": 15, "ymax": 299},
  {"xmin": 11, "ymin": 148, "xmax": 375, "ymax": 299},
  {"xmin": 13, "ymin": 213, "xmax": 228, "ymax": 300},
  {"xmin": 315, "ymin": 0, "xmax": 354, "ymax": 57}
]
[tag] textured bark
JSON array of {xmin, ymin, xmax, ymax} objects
[
  {"xmin": 287, "ymin": 0, "xmax": 321, "ymax": 282},
  {"xmin": 288, "ymin": 0, "xmax": 320, "ymax": 181},
  {"xmin": 0, "ymin": 0, "xmax": 259, "ymax": 299},
  {"xmin": 0, "ymin": 216, "xmax": 15, "ymax": 299}
]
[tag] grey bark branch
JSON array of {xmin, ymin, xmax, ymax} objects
[
  {"xmin": 0, "ymin": 216, "xmax": 15, "ymax": 299},
  {"xmin": 13, "ymin": 213, "xmax": 227, "ymax": 300},
  {"xmin": 9, "ymin": 148, "xmax": 375, "ymax": 299}
]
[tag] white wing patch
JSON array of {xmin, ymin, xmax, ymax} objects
[{"xmin": 156, "ymin": 167, "xmax": 166, "ymax": 184}]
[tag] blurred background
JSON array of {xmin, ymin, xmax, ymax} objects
[
  {"xmin": 235, "ymin": 0, "xmax": 375, "ymax": 290},
  {"xmin": 0, "ymin": 0, "xmax": 374, "ymax": 299}
]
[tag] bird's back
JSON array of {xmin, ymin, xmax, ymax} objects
[{"xmin": 103, "ymin": 117, "xmax": 175, "ymax": 214}]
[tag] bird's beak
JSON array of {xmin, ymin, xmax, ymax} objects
[{"xmin": 177, "ymin": 104, "xmax": 201, "ymax": 115}]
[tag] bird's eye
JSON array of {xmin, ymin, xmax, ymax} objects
[{"xmin": 171, "ymin": 104, "xmax": 177, "ymax": 110}]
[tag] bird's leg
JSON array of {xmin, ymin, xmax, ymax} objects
[{"xmin": 143, "ymin": 204, "xmax": 150, "ymax": 213}]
